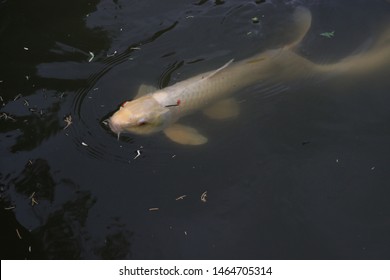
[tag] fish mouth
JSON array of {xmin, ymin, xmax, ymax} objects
[{"xmin": 108, "ymin": 118, "xmax": 126, "ymax": 138}]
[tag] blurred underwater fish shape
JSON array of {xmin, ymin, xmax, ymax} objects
[{"xmin": 108, "ymin": 6, "xmax": 390, "ymax": 145}]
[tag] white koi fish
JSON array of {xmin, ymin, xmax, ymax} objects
[{"xmin": 108, "ymin": 7, "xmax": 390, "ymax": 145}]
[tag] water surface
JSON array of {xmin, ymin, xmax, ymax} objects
[{"xmin": 1, "ymin": 0, "xmax": 390, "ymax": 259}]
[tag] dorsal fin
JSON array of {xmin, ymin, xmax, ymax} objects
[
  {"xmin": 134, "ymin": 84, "xmax": 158, "ymax": 98},
  {"xmin": 204, "ymin": 59, "xmax": 234, "ymax": 79}
]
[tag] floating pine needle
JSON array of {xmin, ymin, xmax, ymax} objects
[
  {"xmin": 63, "ymin": 115, "xmax": 72, "ymax": 130},
  {"xmin": 16, "ymin": 228, "xmax": 22, "ymax": 239},
  {"xmin": 175, "ymin": 195, "xmax": 187, "ymax": 201},
  {"xmin": 31, "ymin": 197, "xmax": 38, "ymax": 206},
  {"xmin": 0, "ymin": 113, "xmax": 16, "ymax": 121},
  {"xmin": 201, "ymin": 191, "xmax": 208, "ymax": 203},
  {"xmin": 149, "ymin": 208, "xmax": 159, "ymax": 211},
  {"xmin": 14, "ymin": 93, "xmax": 22, "ymax": 101},
  {"xmin": 107, "ymin": 50, "xmax": 117, "ymax": 57},
  {"xmin": 29, "ymin": 192, "xmax": 39, "ymax": 206},
  {"xmin": 88, "ymin": 51, "xmax": 95, "ymax": 62},
  {"xmin": 134, "ymin": 149, "xmax": 141, "ymax": 159}
]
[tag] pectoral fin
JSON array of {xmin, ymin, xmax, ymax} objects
[
  {"xmin": 164, "ymin": 124, "xmax": 208, "ymax": 145},
  {"xmin": 134, "ymin": 84, "xmax": 158, "ymax": 98},
  {"xmin": 203, "ymin": 98, "xmax": 239, "ymax": 120}
]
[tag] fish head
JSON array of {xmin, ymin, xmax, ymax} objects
[{"xmin": 108, "ymin": 95, "xmax": 170, "ymax": 137}]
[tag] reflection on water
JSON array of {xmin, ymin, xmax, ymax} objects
[{"xmin": 1, "ymin": 0, "xmax": 390, "ymax": 259}]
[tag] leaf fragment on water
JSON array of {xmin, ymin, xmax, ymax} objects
[
  {"xmin": 320, "ymin": 31, "xmax": 335, "ymax": 38},
  {"xmin": 63, "ymin": 115, "xmax": 72, "ymax": 130}
]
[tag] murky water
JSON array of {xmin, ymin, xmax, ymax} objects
[{"xmin": 1, "ymin": 0, "xmax": 390, "ymax": 259}]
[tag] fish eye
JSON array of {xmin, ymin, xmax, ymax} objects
[{"xmin": 137, "ymin": 119, "xmax": 148, "ymax": 126}]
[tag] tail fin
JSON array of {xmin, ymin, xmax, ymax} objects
[{"xmin": 287, "ymin": 6, "xmax": 312, "ymax": 50}]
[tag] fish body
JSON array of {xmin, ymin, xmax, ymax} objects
[
  {"xmin": 108, "ymin": 7, "xmax": 314, "ymax": 144},
  {"xmin": 108, "ymin": 47, "xmax": 319, "ymax": 144},
  {"xmin": 108, "ymin": 6, "xmax": 390, "ymax": 145}
]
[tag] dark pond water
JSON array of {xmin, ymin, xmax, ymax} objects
[{"xmin": 1, "ymin": 0, "xmax": 390, "ymax": 259}]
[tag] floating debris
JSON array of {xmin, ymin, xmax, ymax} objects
[
  {"xmin": 134, "ymin": 149, "xmax": 141, "ymax": 159},
  {"xmin": 371, "ymin": 166, "xmax": 376, "ymax": 170},
  {"xmin": 4, "ymin": 206, "xmax": 15, "ymax": 210},
  {"xmin": 63, "ymin": 115, "xmax": 72, "ymax": 130},
  {"xmin": 201, "ymin": 191, "xmax": 207, "ymax": 203},
  {"xmin": 0, "ymin": 112, "xmax": 16, "ymax": 121},
  {"xmin": 88, "ymin": 51, "xmax": 95, "ymax": 62},
  {"xmin": 149, "ymin": 208, "xmax": 159, "ymax": 211},
  {"xmin": 251, "ymin": 16, "xmax": 260, "ymax": 23},
  {"xmin": 81, "ymin": 142, "xmax": 88, "ymax": 147},
  {"xmin": 320, "ymin": 31, "xmax": 335, "ymax": 39},
  {"xmin": 16, "ymin": 229, "xmax": 22, "ymax": 239},
  {"xmin": 184, "ymin": 231, "xmax": 188, "ymax": 236},
  {"xmin": 107, "ymin": 50, "xmax": 117, "ymax": 57},
  {"xmin": 130, "ymin": 47, "xmax": 141, "ymax": 50},
  {"xmin": 175, "ymin": 195, "xmax": 187, "ymax": 201},
  {"xmin": 28, "ymin": 246, "xmax": 32, "ymax": 253},
  {"xmin": 23, "ymin": 47, "xmax": 29, "ymax": 51},
  {"xmin": 14, "ymin": 93, "xmax": 22, "ymax": 101},
  {"xmin": 23, "ymin": 99, "xmax": 29, "ymax": 106},
  {"xmin": 336, "ymin": 159, "xmax": 339, "ymax": 163},
  {"xmin": 29, "ymin": 192, "xmax": 39, "ymax": 206}
]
